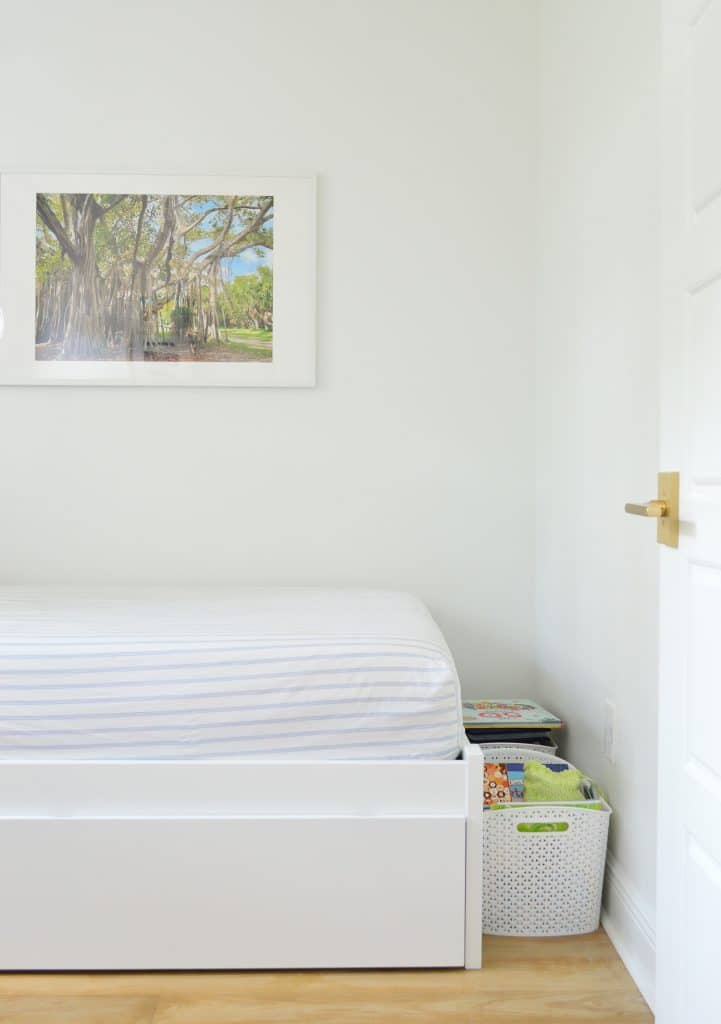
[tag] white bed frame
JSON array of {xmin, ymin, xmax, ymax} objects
[{"xmin": 0, "ymin": 743, "xmax": 482, "ymax": 970}]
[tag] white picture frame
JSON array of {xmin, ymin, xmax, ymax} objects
[{"xmin": 0, "ymin": 174, "xmax": 316, "ymax": 387}]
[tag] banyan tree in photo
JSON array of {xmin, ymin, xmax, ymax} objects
[{"xmin": 35, "ymin": 193, "xmax": 274, "ymax": 362}]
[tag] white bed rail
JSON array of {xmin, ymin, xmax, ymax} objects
[{"xmin": 0, "ymin": 752, "xmax": 482, "ymax": 970}]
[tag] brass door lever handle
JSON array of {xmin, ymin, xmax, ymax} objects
[
  {"xmin": 624, "ymin": 500, "xmax": 667, "ymax": 518},
  {"xmin": 624, "ymin": 472, "xmax": 679, "ymax": 547}
]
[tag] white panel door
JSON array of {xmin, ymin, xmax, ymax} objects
[{"xmin": 658, "ymin": 2, "xmax": 721, "ymax": 1020}]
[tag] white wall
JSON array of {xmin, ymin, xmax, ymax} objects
[
  {"xmin": 535, "ymin": 0, "xmax": 660, "ymax": 1006},
  {"xmin": 1, "ymin": 3, "xmax": 664, "ymax": 998},
  {"xmin": 0, "ymin": 0, "xmax": 538, "ymax": 692}
]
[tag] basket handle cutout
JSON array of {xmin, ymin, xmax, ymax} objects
[{"xmin": 516, "ymin": 821, "xmax": 569, "ymax": 833}]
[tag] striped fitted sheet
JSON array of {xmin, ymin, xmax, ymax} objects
[{"xmin": 0, "ymin": 588, "xmax": 464, "ymax": 761}]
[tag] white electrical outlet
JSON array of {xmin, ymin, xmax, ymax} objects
[{"xmin": 603, "ymin": 699, "xmax": 616, "ymax": 763}]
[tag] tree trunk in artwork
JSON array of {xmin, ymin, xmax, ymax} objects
[
  {"xmin": 128, "ymin": 264, "xmax": 149, "ymax": 361},
  {"xmin": 63, "ymin": 223, "xmax": 103, "ymax": 359},
  {"xmin": 209, "ymin": 266, "xmax": 221, "ymax": 343},
  {"xmin": 127, "ymin": 195, "xmax": 149, "ymax": 360},
  {"xmin": 36, "ymin": 194, "xmax": 106, "ymax": 359},
  {"xmin": 197, "ymin": 277, "xmax": 207, "ymax": 343}
]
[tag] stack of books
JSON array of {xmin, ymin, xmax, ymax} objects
[{"xmin": 462, "ymin": 698, "xmax": 563, "ymax": 748}]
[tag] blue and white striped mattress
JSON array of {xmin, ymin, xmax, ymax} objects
[{"xmin": 0, "ymin": 588, "xmax": 464, "ymax": 761}]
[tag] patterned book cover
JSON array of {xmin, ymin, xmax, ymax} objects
[
  {"xmin": 483, "ymin": 763, "xmax": 512, "ymax": 806},
  {"xmin": 462, "ymin": 698, "xmax": 563, "ymax": 728}
]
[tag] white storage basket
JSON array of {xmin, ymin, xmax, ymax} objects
[
  {"xmin": 477, "ymin": 745, "xmax": 566, "ymax": 765},
  {"xmin": 473, "ymin": 739, "xmax": 558, "ymax": 756},
  {"xmin": 481, "ymin": 745, "xmax": 611, "ymax": 937}
]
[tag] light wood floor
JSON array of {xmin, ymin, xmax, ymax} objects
[{"xmin": 0, "ymin": 929, "xmax": 652, "ymax": 1023}]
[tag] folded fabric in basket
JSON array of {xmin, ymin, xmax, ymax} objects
[{"xmin": 523, "ymin": 760, "xmax": 586, "ymax": 802}]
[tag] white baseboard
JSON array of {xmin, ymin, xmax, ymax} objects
[{"xmin": 601, "ymin": 852, "xmax": 656, "ymax": 1012}]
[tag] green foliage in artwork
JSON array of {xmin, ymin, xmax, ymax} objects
[
  {"xmin": 171, "ymin": 305, "xmax": 193, "ymax": 331},
  {"xmin": 217, "ymin": 265, "xmax": 273, "ymax": 330}
]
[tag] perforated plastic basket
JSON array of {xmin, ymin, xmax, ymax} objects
[
  {"xmin": 477, "ymin": 745, "xmax": 566, "ymax": 765},
  {"xmin": 472, "ymin": 738, "xmax": 559, "ymax": 755},
  {"xmin": 481, "ymin": 745, "xmax": 611, "ymax": 936}
]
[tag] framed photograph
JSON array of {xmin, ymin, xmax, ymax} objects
[{"xmin": 0, "ymin": 174, "xmax": 315, "ymax": 386}]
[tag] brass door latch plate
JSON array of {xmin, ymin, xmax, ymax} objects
[{"xmin": 625, "ymin": 472, "xmax": 679, "ymax": 548}]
